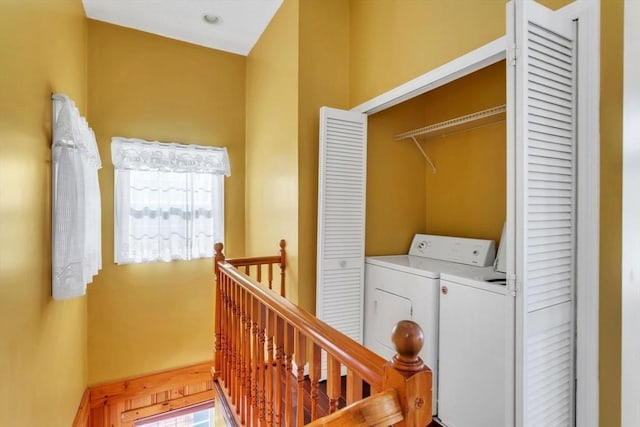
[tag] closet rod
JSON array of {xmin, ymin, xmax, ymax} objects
[{"xmin": 394, "ymin": 104, "xmax": 506, "ymax": 141}]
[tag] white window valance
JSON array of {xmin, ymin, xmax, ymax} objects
[
  {"xmin": 52, "ymin": 93, "xmax": 102, "ymax": 300},
  {"xmin": 111, "ymin": 137, "xmax": 230, "ymax": 175},
  {"xmin": 111, "ymin": 137, "xmax": 228, "ymax": 264}
]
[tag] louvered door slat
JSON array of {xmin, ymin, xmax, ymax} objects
[
  {"xmin": 528, "ymin": 68, "xmax": 573, "ymax": 88},
  {"xmin": 511, "ymin": 1, "xmax": 577, "ymax": 425},
  {"xmin": 528, "ymin": 92, "xmax": 572, "ymax": 110},
  {"xmin": 529, "ymin": 132, "xmax": 573, "ymax": 147},
  {"xmin": 528, "ymin": 98, "xmax": 572, "ymax": 117},
  {"xmin": 317, "ymin": 107, "xmax": 367, "ymax": 352}
]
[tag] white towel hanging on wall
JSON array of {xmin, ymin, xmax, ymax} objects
[{"xmin": 51, "ymin": 93, "xmax": 102, "ymax": 300}]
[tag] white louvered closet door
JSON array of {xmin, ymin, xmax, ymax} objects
[
  {"xmin": 316, "ymin": 107, "xmax": 367, "ymax": 348},
  {"xmin": 509, "ymin": 1, "xmax": 577, "ymax": 426}
]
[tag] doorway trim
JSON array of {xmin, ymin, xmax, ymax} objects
[
  {"xmin": 351, "ymin": 37, "xmax": 506, "ymax": 115},
  {"xmin": 622, "ymin": 0, "xmax": 640, "ymax": 425},
  {"xmin": 557, "ymin": 2, "xmax": 601, "ymax": 426}
]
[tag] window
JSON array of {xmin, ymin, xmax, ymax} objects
[
  {"xmin": 111, "ymin": 137, "xmax": 230, "ymax": 264},
  {"xmin": 134, "ymin": 401, "xmax": 214, "ymax": 426}
]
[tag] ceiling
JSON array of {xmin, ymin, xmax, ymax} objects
[{"xmin": 82, "ymin": 0, "xmax": 284, "ymax": 56}]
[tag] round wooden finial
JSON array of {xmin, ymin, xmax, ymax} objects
[
  {"xmin": 390, "ymin": 320, "xmax": 425, "ymax": 375},
  {"xmin": 279, "ymin": 239, "xmax": 287, "ymax": 269},
  {"xmin": 214, "ymin": 242, "xmax": 224, "ymax": 255},
  {"xmin": 213, "ymin": 242, "xmax": 225, "ymax": 272}
]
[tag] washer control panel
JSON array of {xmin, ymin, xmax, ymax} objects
[{"xmin": 408, "ymin": 234, "xmax": 496, "ymax": 266}]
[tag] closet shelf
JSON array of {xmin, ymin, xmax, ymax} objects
[{"xmin": 393, "ymin": 104, "xmax": 506, "ymax": 142}]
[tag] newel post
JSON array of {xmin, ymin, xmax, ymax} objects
[
  {"xmin": 383, "ymin": 320, "xmax": 433, "ymax": 427},
  {"xmin": 279, "ymin": 239, "xmax": 286, "ymax": 298},
  {"xmin": 213, "ymin": 242, "xmax": 225, "ymax": 380}
]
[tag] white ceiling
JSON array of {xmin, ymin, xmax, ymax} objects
[{"xmin": 82, "ymin": 0, "xmax": 284, "ymax": 56}]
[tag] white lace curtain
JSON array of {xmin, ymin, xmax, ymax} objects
[
  {"xmin": 52, "ymin": 94, "xmax": 102, "ymax": 300},
  {"xmin": 111, "ymin": 137, "xmax": 229, "ymax": 264}
]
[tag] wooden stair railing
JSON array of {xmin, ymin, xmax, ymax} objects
[
  {"xmin": 215, "ymin": 240, "xmax": 287, "ymax": 297},
  {"xmin": 213, "ymin": 241, "xmax": 432, "ymax": 426},
  {"xmin": 304, "ymin": 389, "xmax": 403, "ymax": 427}
]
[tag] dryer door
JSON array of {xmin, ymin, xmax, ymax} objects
[{"xmin": 372, "ymin": 288, "xmax": 413, "ymax": 356}]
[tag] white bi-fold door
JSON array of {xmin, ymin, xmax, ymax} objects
[
  {"xmin": 316, "ymin": 107, "xmax": 367, "ymax": 346},
  {"xmin": 508, "ymin": 1, "xmax": 578, "ymax": 426}
]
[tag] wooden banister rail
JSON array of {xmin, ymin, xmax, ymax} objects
[
  {"xmin": 305, "ymin": 389, "xmax": 404, "ymax": 427},
  {"xmin": 215, "ymin": 240, "xmax": 286, "ymax": 297},
  {"xmin": 213, "ymin": 242, "xmax": 432, "ymax": 426}
]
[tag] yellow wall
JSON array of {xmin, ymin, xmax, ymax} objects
[
  {"xmin": 86, "ymin": 21, "xmax": 246, "ymax": 384},
  {"xmin": 423, "ymin": 62, "xmax": 506, "ymax": 243},
  {"xmin": 0, "ymin": 0, "xmax": 89, "ymax": 425},
  {"xmin": 365, "ymin": 95, "xmax": 428, "ymax": 255},
  {"xmin": 245, "ymin": 0, "xmax": 300, "ymax": 303},
  {"xmin": 365, "ymin": 62, "xmax": 506, "ymax": 255},
  {"xmin": 348, "ymin": 0, "xmax": 506, "ymax": 106},
  {"xmin": 297, "ymin": 0, "xmax": 350, "ymax": 312},
  {"xmin": 350, "ymin": 1, "xmax": 507, "ymax": 257},
  {"xmin": 0, "ymin": 0, "xmax": 623, "ymax": 423}
]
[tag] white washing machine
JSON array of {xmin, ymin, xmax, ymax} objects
[
  {"xmin": 364, "ymin": 234, "xmax": 496, "ymax": 415},
  {"xmin": 437, "ymin": 266, "xmax": 514, "ymax": 427}
]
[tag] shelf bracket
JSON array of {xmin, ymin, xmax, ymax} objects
[{"xmin": 411, "ymin": 136, "xmax": 436, "ymax": 173}]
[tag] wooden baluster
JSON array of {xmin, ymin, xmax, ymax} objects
[
  {"xmin": 284, "ymin": 323, "xmax": 294, "ymax": 427},
  {"xmin": 346, "ymin": 369, "xmax": 363, "ymax": 405},
  {"xmin": 238, "ymin": 287, "xmax": 244, "ymax": 419},
  {"xmin": 227, "ymin": 275, "xmax": 234, "ymax": 394},
  {"xmin": 220, "ymin": 273, "xmax": 228, "ymax": 387},
  {"xmin": 279, "ymin": 239, "xmax": 286, "ymax": 298},
  {"xmin": 223, "ymin": 274, "xmax": 231, "ymax": 390},
  {"xmin": 235, "ymin": 283, "xmax": 243, "ymax": 411},
  {"xmin": 233, "ymin": 283, "xmax": 244, "ymax": 416},
  {"xmin": 245, "ymin": 265, "xmax": 250, "ymax": 275},
  {"xmin": 257, "ymin": 263, "xmax": 262, "ymax": 283},
  {"xmin": 251, "ymin": 297, "xmax": 260, "ymax": 427},
  {"xmin": 294, "ymin": 331, "xmax": 307, "ymax": 427},
  {"xmin": 268, "ymin": 264, "xmax": 274, "ymax": 291},
  {"xmin": 327, "ymin": 355, "xmax": 342, "ymax": 414},
  {"xmin": 243, "ymin": 289, "xmax": 252, "ymax": 424},
  {"xmin": 265, "ymin": 310, "xmax": 275, "ymax": 426},
  {"xmin": 308, "ymin": 343, "xmax": 321, "ymax": 421},
  {"xmin": 257, "ymin": 304, "xmax": 267, "ymax": 426},
  {"xmin": 214, "ymin": 243, "xmax": 225, "ymax": 380},
  {"xmin": 235, "ymin": 285, "xmax": 242, "ymax": 416},
  {"xmin": 383, "ymin": 320, "xmax": 433, "ymax": 427},
  {"xmin": 218, "ymin": 270, "xmax": 226, "ymax": 385},
  {"xmin": 231, "ymin": 283, "xmax": 239, "ymax": 408},
  {"xmin": 274, "ymin": 316, "xmax": 285, "ymax": 427},
  {"xmin": 369, "ymin": 382, "xmax": 381, "ymax": 395},
  {"xmin": 225, "ymin": 276, "xmax": 232, "ymax": 390},
  {"xmin": 238, "ymin": 287, "xmax": 245, "ymax": 422}
]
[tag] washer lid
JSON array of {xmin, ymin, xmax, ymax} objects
[{"xmin": 365, "ymin": 255, "xmax": 484, "ymax": 279}]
